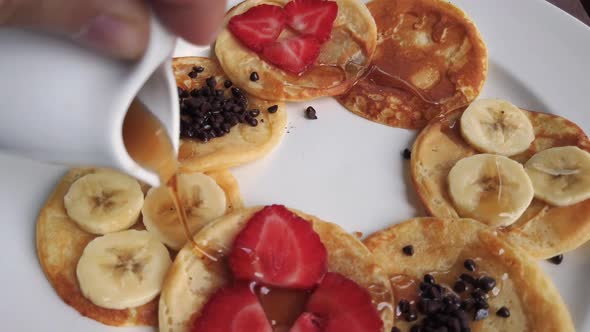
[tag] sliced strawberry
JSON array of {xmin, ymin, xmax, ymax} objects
[
  {"xmin": 305, "ymin": 272, "xmax": 383, "ymax": 332},
  {"xmin": 228, "ymin": 4, "xmax": 287, "ymax": 52},
  {"xmin": 261, "ymin": 36, "xmax": 321, "ymax": 75},
  {"xmin": 191, "ymin": 283, "xmax": 272, "ymax": 332},
  {"xmin": 229, "ymin": 204, "xmax": 327, "ymax": 289},
  {"xmin": 290, "ymin": 313, "xmax": 324, "ymax": 332},
  {"xmin": 284, "ymin": 0, "xmax": 338, "ymax": 42}
]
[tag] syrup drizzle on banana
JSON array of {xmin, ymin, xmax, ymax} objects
[
  {"xmin": 122, "ymin": 100, "xmax": 218, "ymax": 261},
  {"xmin": 450, "ymin": 98, "xmax": 590, "ymax": 226}
]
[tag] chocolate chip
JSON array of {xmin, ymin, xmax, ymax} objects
[
  {"xmin": 403, "ymin": 245, "xmax": 415, "ymax": 256},
  {"xmin": 224, "ymin": 80, "xmax": 233, "ymax": 88},
  {"xmin": 398, "ymin": 299, "xmax": 411, "ymax": 313},
  {"xmin": 548, "ymin": 254, "xmax": 564, "ymax": 265},
  {"xmin": 471, "ymin": 290, "xmax": 486, "ymax": 302},
  {"xmin": 447, "ymin": 317, "xmax": 460, "ymax": 332},
  {"xmin": 426, "ymin": 285, "xmax": 442, "ymax": 299},
  {"xmin": 267, "ymin": 105, "xmax": 279, "ymax": 113},
  {"xmin": 231, "ymin": 87, "xmax": 242, "ymax": 96},
  {"xmin": 456, "ymin": 310, "xmax": 469, "ymax": 328},
  {"xmin": 403, "ymin": 148, "xmax": 412, "ymax": 160},
  {"xmin": 459, "ymin": 273, "xmax": 476, "ymax": 285},
  {"xmin": 178, "ymin": 87, "xmax": 188, "ymax": 98},
  {"xmin": 249, "ymin": 109, "xmax": 260, "ymax": 117},
  {"xmin": 453, "ymin": 281, "xmax": 466, "ymax": 293},
  {"xmin": 477, "ymin": 276, "xmax": 496, "ymax": 292},
  {"xmin": 420, "ymin": 282, "xmax": 432, "ymax": 292},
  {"xmin": 250, "ymin": 71, "xmax": 259, "ymax": 81},
  {"xmin": 420, "ymin": 299, "xmax": 442, "ymax": 315},
  {"xmin": 474, "ymin": 308, "xmax": 488, "ymax": 321},
  {"xmin": 391, "ymin": 328, "xmax": 401, "ymax": 332},
  {"xmin": 463, "ymin": 259, "xmax": 476, "ymax": 272},
  {"xmin": 248, "ymin": 118, "xmax": 258, "ymax": 127},
  {"xmin": 193, "ymin": 66, "xmax": 204, "ymax": 73},
  {"xmin": 424, "ymin": 274, "xmax": 435, "ymax": 285},
  {"xmin": 188, "ymin": 71, "xmax": 198, "ymax": 79},
  {"xmin": 433, "ymin": 313, "xmax": 450, "ymax": 325},
  {"xmin": 406, "ymin": 310, "xmax": 418, "ymax": 322},
  {"xmin": 474, "ymin": 300, "xmax": 489, "ymax": 310},
  {"xmin": 496, "ymin": 307, "xmax": 510, "ymax": 318},
  {"xmin": 206, "ymin": 77, "xmax": 217, "ymax": 89},
  {"xmin": 442, "ymin": 296, "xmax": 460, "ymax": 314},
  {"xmin": 305, "ymin": 106, "xmax": 318, "ymax": 120},
  {"xmin": 460, "ymin": 299, "xmax": 474, "ymax": 311}
]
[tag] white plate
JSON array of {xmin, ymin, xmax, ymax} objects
[{"xmin": 2, "ymin": 0, "xmax": 590, "ymax": 331}]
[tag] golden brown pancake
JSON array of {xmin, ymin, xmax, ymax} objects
[
  {"xmin": 411, "ymin": 108, "xmax": 590, "ymax": 259},
  {"xmin": 36, "ymin": 168, "xmax": 242, "ymax": 326},
  {"xmin": 337, "ymin": 0, "xmax": 487, "ymax": 129},
  {"xmin": 159, "ymin": 207, "xmax": 394, "ymax": 332},
  {"xmin": 173, "ymin": 57, "xmax": 288, "ymax": 172},
  {"xmin": 364, "ymin": 217, "xmax": 574, "ymax": 331},
  {"xmin": 215, "ymin": 0, "xmax": 378, "ymax": 101}
]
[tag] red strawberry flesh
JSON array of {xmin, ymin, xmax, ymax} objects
[
  {"xmin": 262, "ymin": 36, "xmax": 321, "ymax": 75},
  {"xmin": 290, "ymin": 312, "xmax": 324, "ymax": 332},
  {"xmin": 284, "ymin": 0, "xmax": 339, "ymax": 42},
  {"xmin": 305, "ymin": 272, "xmax": 383, "ymax": 332},
  {"xmin": 191, "ymin": 282, "xmax": 272, "ymax": 332},
  {"xmin": 229, "ymin": 205, "xmax": 328, "ymax": 289},
  {"xmin": 229, "ymin": 4, "xmax": 287, "ymax": 52}
]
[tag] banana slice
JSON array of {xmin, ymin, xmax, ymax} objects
[
  {"xmin": 76, "ymin": 230, "xmax": 172, "ymax": 310},
  {"xmin": 64, "ymin": 170, "xmax": 144, "ymax": 235},
  {"xmin": 460, "ymin": 99, "xmax": 535, "ymax": 156},
  {"xmin": 142, "ymin": 172, "xmax": 227, "ymax": 250},
  {"xmin": 448, "ymin": 154, "xmax": 534, "ymax": 227},
  {"xmin": 525, "ymin": 146, "xmax": 590, "ymax": 206}
]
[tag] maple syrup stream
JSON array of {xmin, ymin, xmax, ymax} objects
[{"xmin": 123, "ymin": 100, "xmax": 217, "ymax": 261}]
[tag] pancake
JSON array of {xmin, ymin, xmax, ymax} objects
[
  {"xmin": 215, "ymin": 0, "xmax": 377, "ymax": 101},
  {"xmin": 337, "ymin": 0, "xmax": 487, "ymax": 129},
  {"xmin": 411, "ymin": 108, "xmax": 590, "ymax": 259},
  {"xmin": 364, "ymin": 217, "xmax": 574, "ymax": 331},
  {"xmin": 159, "ymin": 207, "xmax": 394, "ymax": 332},
  {"xmin": 36, "ymin": 167, "xmax": 242, "ymax": 326},
  {"xmin": 173, "ymin": 57, "xmax": 288, "ymax": 172}
]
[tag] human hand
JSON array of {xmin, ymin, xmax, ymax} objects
[{"xmin": 0, "ymin": 0, "xmax": 227, "ymax": 59}]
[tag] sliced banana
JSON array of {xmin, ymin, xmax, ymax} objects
[
  {"xmin": 64, "ymin": 170, "xmax": 144, "ymax": 235},
  {"xmin": 460, "ymin": 99, "xmax": 535, "ymax": 156},
  {"xmin": 448, "ymin": 154, "xmax": 534, "ymax": 227},
  {"xmin": 76, "ymin": 230, "xmax": 172, "ymax": 310},
  {"xmin": 525, "ymin": 146, "xmax": 590, "ymax": 206},
  {"xmin": 142, "ymin": 172, "xmax": 227, "ymax": 250}
]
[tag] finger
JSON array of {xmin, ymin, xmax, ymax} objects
[
  {"xmin": 152, "ymin": 0, "xmax": 227, "ymax": 45},
  {"xmin": 0, "ymin": 0, "xmax": 151, "ymax": 60}
]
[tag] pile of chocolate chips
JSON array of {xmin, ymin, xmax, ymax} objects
[
  {"xmin": 179, "ymin": 73, "xmax": 275, "ymax": 142},
  {"xmin": 393, "ymin": 259, "xmax": 510, "ymax": 332}
]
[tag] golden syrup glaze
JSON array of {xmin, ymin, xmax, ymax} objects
[{"xmin": 337, "ymin": 0, "xmax": 487, "ymax": 129}]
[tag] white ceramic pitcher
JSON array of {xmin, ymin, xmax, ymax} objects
[{"xmin": 0, "ymin": 16, "xmax": 179, "ymax": 187}]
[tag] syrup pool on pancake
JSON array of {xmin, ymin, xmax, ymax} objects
[{"xmin": 338, "ymin": 0, "xmax": 487, "ymax": 129}]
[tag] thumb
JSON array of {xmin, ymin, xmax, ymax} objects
[{"xmin": 0, "ymin": 0, "xmax": 151, "ymax": 59}]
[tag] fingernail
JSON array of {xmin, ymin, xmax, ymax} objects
[{"xmin": 76, "ymin": 15, "xmax": 147, "ymax": 59}]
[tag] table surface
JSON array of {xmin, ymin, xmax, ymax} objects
[{"xmin": 549, "ymin": 0, "xmax": 590, "ymax": 25}]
